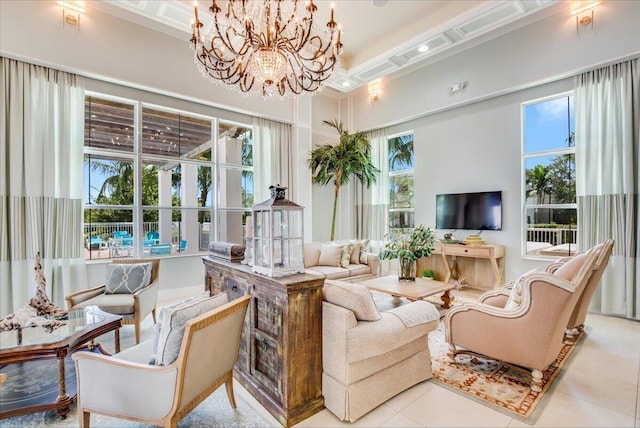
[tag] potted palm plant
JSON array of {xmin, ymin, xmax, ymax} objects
[
  {"xmin": 308, "ymin": 119, "xmax": 379, "ymax": 241},
  {"xmin": 380, "ymin": 224, "xmax": 435, "ymax": 281}
]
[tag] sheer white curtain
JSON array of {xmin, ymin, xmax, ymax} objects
[
  {"xmin": 575, "ymin": 58, "xmax": 639, "ymax": 320},
  {"xmin": 252, "ymin": 118, "xmax": 293, "ymax": 203},
  {"xmin": 0, "ymin": 57, "xmax": 86, "ymax": 316},
  {"xmin": 355, "ymin": 128, "xmax": 389, "ymax": 251}
]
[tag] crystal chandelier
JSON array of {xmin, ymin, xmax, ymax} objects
[{"xmin": 191, "ymin": 0, "xmax": 343, "ymax": 97}]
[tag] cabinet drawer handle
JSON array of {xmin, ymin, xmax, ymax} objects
[{"xmin": 232, "ymin": 285, "xmax": 238, "ymax": 292}]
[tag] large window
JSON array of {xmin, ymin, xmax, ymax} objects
[
  {"xmin": 522, "ymin": 94, "xmax": 576, "ymax": 258},
  {"xmin": 388, "ymin": 132, "xmax": 414, "ymax": 233},
  {"xmin": 83, "ymin": 94, "xmax": 252, "ymax": 260}
]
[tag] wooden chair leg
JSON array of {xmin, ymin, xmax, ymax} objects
[
  {"xmin": 79, "ymin": 409, "xmax": 91, "ymax": 428},
  {"xmin": 447, "ymin": 344, "xmax": 457, "ymax": 361},
  {"xmin": 134, "ymin": 322, "xmax": 141, "ymax": 344},
  {"xmin": 225, "ymin": 375, "xmax": 237, "ymax": 409}
]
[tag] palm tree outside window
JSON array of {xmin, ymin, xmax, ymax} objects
[
  {"xmin": 522, "ymin": 93, "xmax": 576, "ymax": 258},
  {"xmin": 388, "ymin": 132, "xmax": 415, "ymax": 234}
]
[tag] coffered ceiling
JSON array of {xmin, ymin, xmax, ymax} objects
[{"xmin": 90, "ymin": 0, "xmax": 560, "ymax": 94}]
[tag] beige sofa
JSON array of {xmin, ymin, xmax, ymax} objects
[
  {"xmin": 304, "ymin": 240, "xmax": 379, "ymax": 281},
  {"xmin": 321, "ymin": 279, "xmax": 440, "ymax": 422}
]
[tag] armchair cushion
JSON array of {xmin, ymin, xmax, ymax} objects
[
  {"xmin": 73, "ymin": 293, "xmax": 135, "ymax": 315},
  {"xmin": 323, "ymin": 279, "xmax": 381, "ymax": 321},
  {"xmin": 554, "ymin": 251, "xmax": 589, "ymax": 281},
  {"xmin": 151, "ymin": 292, "xmax": 229, "ymax": 366},
  {"xmin": 504, "ymin": 268, "xmax": 538, "ymax": 310},
  {"xmin": 105, "ymin": 262, "xmax": 152, "ymax": 294}
]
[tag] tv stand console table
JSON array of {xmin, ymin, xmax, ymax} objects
[{"xmin": 418, "ymin": 243, "xmax": 505, "ymax": 290}]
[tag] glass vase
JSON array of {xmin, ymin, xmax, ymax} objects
[{"xmin": 398, "ymin": 258, "xmax": 416, "ymax": 281}]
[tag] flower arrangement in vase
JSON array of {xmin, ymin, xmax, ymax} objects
[{"xmin": 380, "ymin": 224, "xmax": 436, "ymax": 281}]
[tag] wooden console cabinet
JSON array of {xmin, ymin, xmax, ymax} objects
[
  {"xmin": 202, "ymin": 256, "xmax": 324, "ymax": 427},
  {"xmin": 417, "ymin": 243, "xmax": 505, "ymax": 290}
]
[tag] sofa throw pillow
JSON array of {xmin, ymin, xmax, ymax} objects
[
  {"xmin": 319, "ymin": 244, "xmax": 343, "ymax": 267},
  {"xmin": 323, "ymin": 279, "xmax": 382, "ymax": 321},
  {"xmin": 349, "ymin": 243, "xmax": 360, "ymax": 264},
  {"xmin": 105, "ymin": 263, "xmax": 153, "ymax": 294},
  {"xmin": 151, "ymin": 292, "xmax": 228, "ymax": 366},
  {"xmin": 359, "ymin": 239, "xmax": 370, "ymax": 264},
  {"xmin": 340, "ymin": 243, "xmax": 353, "ymax": 268},
  {"xmin": 504, "ymin": 269, "xmax": 538, "ymax": 310}
]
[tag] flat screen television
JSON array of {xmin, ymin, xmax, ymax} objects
[{"xmin": 436, "ymin": 191, "xmax": 502, "ymax": 231}]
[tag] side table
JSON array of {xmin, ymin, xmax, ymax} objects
[{"xmin": 0, "ymin": 306, "xmax": 122, "ymax": 419}]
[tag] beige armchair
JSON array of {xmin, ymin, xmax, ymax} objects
[
  {"xmin": 66, "ymin": 259, "xmax": 160, "ymax": 344},
  {"xmin": 321, "ymin": 279, "xmax": 440, "ymax": 422},
  {"xmin": 445, "ymin": 245, "xmax": 600, "ymax": 392},
  {"xmin": 479, "ymin": 240, "xmax": 614, "ymax": 344},
  {"xmin": 545, "ymin": 239, "xmax": 614, "ymax": 342},
  {"xmin": 72, "ymin": 294, "xmax": 251, "ymax": 428}
]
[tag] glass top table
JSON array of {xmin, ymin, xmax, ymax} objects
[
  {"xmin": 0, "ymin": 306, "xmax": 113, "ymax": 350},
  {"xmin": 0, "ymin": 305, "xmax": 122, "ymax": 419}
]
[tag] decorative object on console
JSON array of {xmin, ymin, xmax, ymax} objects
[
  {"xmin": 420, "ymin": 268, "xmax": 437, "ymax": 280},
  {"xmin": 190, "ymin": 0, "xmax": 343, "ymax": 97},
  {"xmin": 209, "ymin": 241, "xmax": 246, "ymax": 262},
  {"xmin": 309, "ymin": 119, "xmax": 379, "ymax": 240},
  {"xmin": 252, "ymin": 185, "xmax": 305, "ymax": 277},
  {"xmin": 380, "ymin": 224, "xmax": 436, "ymax": 281},
  {"xmin": 464, "ymin": 234, "xmax": 485, "ymax": 246}
]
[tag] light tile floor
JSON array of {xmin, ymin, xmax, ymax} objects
[{"xmin": 157, "ymin": 287, "xmax": 640, "ymax": 428}]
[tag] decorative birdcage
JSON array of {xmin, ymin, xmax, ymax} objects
[{"xmin": 252, "ymin": 185, "xmax": 305, "ymax": 277}]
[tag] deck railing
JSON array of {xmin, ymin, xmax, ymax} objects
[{"xmin": 527, "ymin": 227, "xmax": 577, "ymax": 246}]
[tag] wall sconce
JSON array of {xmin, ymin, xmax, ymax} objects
[
  {"xmin": 570, "ymin": 1, "xmax": 599, "ymax": 34},
  {"xmin": 57, "ymin": 1, "xmax": 85, "ymax": 31},
  {"xmin": 368, "ymin": 80, "xmax": 381, "ymax": 103}
]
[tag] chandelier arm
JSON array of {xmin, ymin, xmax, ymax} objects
[{"xmin": 191, "ymin": 0, "xmax": 341, "ymax": 97}]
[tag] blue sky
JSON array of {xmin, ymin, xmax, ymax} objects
[{"xmin": 524, "ymin": 96, "xmax": 574, "ymax": 155}]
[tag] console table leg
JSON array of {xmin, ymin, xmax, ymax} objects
[{"xmin": 441, "ymin": 290, "xmax": 453, "ymax": 309}]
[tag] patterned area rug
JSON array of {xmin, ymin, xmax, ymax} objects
[{"xmin": 428, "ymin": 322, "xmax": 583, "ymax": 424}]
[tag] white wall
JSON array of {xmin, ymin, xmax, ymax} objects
[{"xmin": 348, "ymin": 1, "xmax": 640, "ymax": 131}]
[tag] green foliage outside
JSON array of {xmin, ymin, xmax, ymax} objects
[
  {"xmin": 525, "ymin": 132, "xmax": 576, "ymax": 226},
  {"xmin": 85, "ymin": 134, "xmax": 254, "ymax": 230}
]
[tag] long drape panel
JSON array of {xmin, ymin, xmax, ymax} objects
[
  {"xmin": 356, "ymin": 128, "xmax": 389, "ymax": 252},
  {"xmin": 575, "ymin": 58, "xmax": 639, "ymax": 319},
  {"xmin": 252, "ymin": 118, "xmax": 293, "ymax": 203},
  {"xmin": 0, "ymin": 57, "xmax": 86, "ymax": 316}
]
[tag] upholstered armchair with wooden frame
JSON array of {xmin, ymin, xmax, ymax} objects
[
  {"xmin": 545, "ymin": 239, "xmax": 614, "ymax": 342},
  {"xmin": 72, "ymin": 295, "xmax": 250, "ymax": 428},
  {"xmin": 66, "ymin": 259, "xmax": 160, "ymax": 345},
  {"xmin": 479, "ymin": 240, "xmax": 614, "ymax": 344},
  {"xmin": 445, "ymin": 246, "xmax": 599, "ymax": 392}
]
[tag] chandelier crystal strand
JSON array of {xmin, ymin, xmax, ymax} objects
[{"xmin": 191, "ymin": 0, "xmax": 343, "ymax": 97}]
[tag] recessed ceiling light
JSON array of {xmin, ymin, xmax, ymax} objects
[
  {"xmin": 418, "ymin": 45, "xmax": 429, "ymax": 53},
  {"xmin": 372, "ymin": 0, "xmax": 388, "ymax": 6},
  {"xmin": 342, "ymin": 81, "xmax": 351, "ymax": 87}
]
